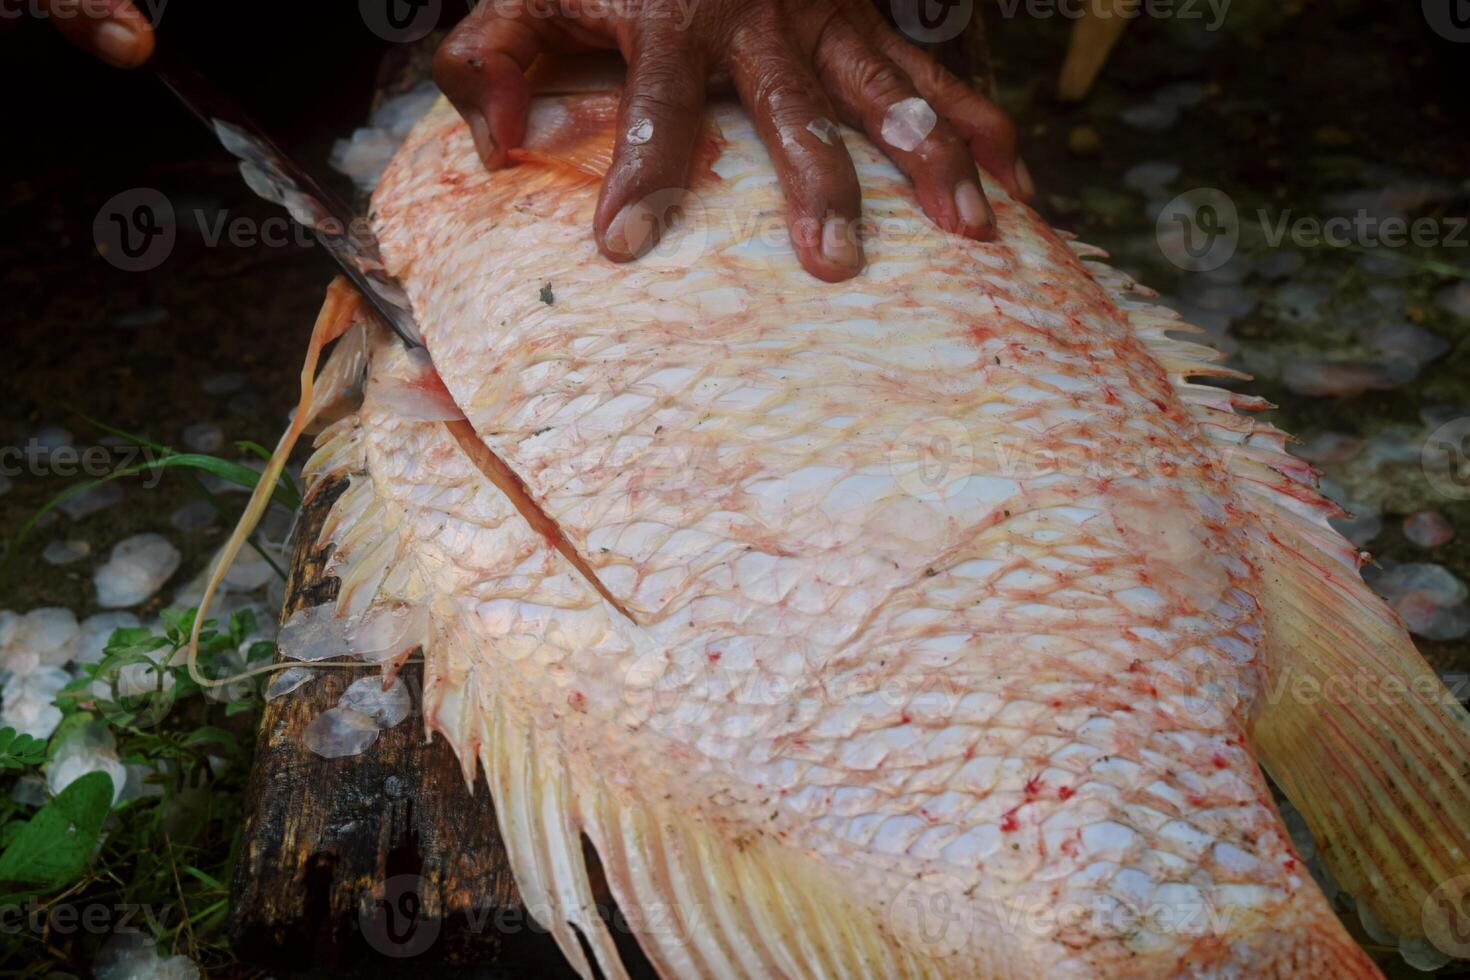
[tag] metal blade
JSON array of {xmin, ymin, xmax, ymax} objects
[{"xmin": 152, "ymin": 52, "xmax": 423, "ymax": 348}]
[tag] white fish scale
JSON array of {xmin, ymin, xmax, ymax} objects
[{"xmin": 354, "ymin": 100, "xmax": 1353, "ymax": 970}]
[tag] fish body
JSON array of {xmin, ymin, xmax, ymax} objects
[{"xmin": 269, "ymin": 84, "xmax": 1470, "ymax": 978}]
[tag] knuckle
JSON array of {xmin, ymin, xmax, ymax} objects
[{"xmin": 854, "ymin": 60, "xmax": 911, "ymax": 109}]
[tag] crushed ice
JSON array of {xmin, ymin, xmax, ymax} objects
[
  {"xmin": 625, "ymin": 118, "xmax": 654, "ymax": 145},
  {"xmin": 1364, "ymin": 561, "xmax": 1470, "ymax": 641},
  {"xmin": 58, "ymin": 481, "xmax": 123, "ymax": 520},
  {"xmin": 94, "ymin": 930, "xmax": 199, "ymax": 980},
  {"xmin": 303, "ymin": 706, "xmax": 379, "ymax": 758},
  {"xmin": 94, "ymin": 533, "xmax": 182, "ymax": 608},
  {"xmin": 880, "ymin": 97, "xmax": 936, "ymax": 152},
  {"xmin": 265, "ymin": 666, "xmax": 316, "ymax": 701},
  {"xmin": 42, "ymin": 538, "xmax": 91, "ymax": 565},
  {"xmin": 329, "ymin": 81, "xmax": 440, "ymax": 193},
  {"xmin": 339, "ymin": 675, "xmax": 411, "ymax": 728},
  {"xmin": 805, "ymin": 117, "xmax": 839, "ymax": 146},
  {"xmin": 277, "ymin": 604, "xmax": 353, "ymax": 662}
]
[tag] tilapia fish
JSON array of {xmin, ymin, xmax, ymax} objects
[{"xmin": 219, "ymin": 78, "xmax": 1470, "ymax": 978}]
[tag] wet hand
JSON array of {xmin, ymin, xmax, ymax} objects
[
  {"xmin": 434, "ymin": 0, "xmax": 1032, "ymax": 282},
  {"xmin": 40, "ymin": 0, "xmax": 154, "ymax": 68}
]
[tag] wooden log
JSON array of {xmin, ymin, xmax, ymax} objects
[{"xmin": 228, "ymin": 475, "xmax": 650, "ymax": 976}]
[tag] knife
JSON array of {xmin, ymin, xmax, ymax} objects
[{"xmin": 151, "ymin": 51, "xmax": 424, "ymax": 349}]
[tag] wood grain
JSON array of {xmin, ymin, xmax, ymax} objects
[{"xmin": 227, "ymin": 477, "xmax": 574, "ymax": 976}]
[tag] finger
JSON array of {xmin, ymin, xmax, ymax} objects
[
  {"xmin": 433, "ymin": 2, "xmax": 557, "ymax": 169},
  {"xmin": 849, "ymin": 5, "xmax": 1030, "ymax": 200},
  {"xmin": 44, "ymin": 0, "xmax": 153, "ymax": 68},
  {"xmin": 810, "ymin": 14, "xmax": 995, "ymax": 242},
  {"xmin": 593, "ymin": 26, "xmax": 706, "ymax": 263},
  {"xmin": 726, "ymin": 20, "xmax": 864, "ymax": 281}
]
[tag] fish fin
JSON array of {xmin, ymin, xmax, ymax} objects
[
  {"xmin": 1087, "ymin": 249, "xmax": 1470, "ymax": 959},
  {"xmin": 187, "ymin": 278, "xmax": 366, "ymax": 683},
  {"xmin": 511, "ymin": 92, "xmax": 725, "ymax": 186},
  {"xmin": 473, "ymin": 684, "xmax": 922, "ymax": 980}
]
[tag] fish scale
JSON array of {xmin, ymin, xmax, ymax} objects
[{"xmin": 216, "ymin": 84, "xmax": 1470, "ymax": 978}]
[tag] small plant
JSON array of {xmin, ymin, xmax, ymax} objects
[{"xmin": 0, "ymin": 609, "xmax": 272, "ymax": 976}]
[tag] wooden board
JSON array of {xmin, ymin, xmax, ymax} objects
[{"xmin": 227, "ymin": 477, "xmax": 567, "ymax": 975}]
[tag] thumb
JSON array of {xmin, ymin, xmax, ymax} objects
[{"xmin": 44, "ymin": 0, "xmax": 155, "ymax": 68}]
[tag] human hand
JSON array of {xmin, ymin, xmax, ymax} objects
[
  {"xmin": 434, "ymin": 0, "xmax": 1032, "ymax": 282},
  {"xmin": 39, "ymin": 0, "xmax": 154, "ymax": 68}
]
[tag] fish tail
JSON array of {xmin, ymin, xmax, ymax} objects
[{"xmin": 1083, "ymin": 245, "xmax": 1470, "ymax": 961}]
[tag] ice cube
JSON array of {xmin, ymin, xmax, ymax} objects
[
  {"xmin": 201, "ymin": 372, "xmax": 245, "ymax": 395},
  {"xmin": 94, "ymin": 534, "xmax": 182, "ymax": 608},
  {"xmin": 7, "ymin": 607, "xmax": 80, "ymax": 666},
  {"xmin": 278, "ymin": 604, "xmax": 352, "ymax": 662},
  {"xmin": 1122, "ymin": 161, "xmax": 1180, "ymax": 195},
  {"xmin": 303, "ymin": 706, "xmax": 379, "ymax": 758},
  {"xmin": 880, "ymin": 97, "xmax": 936, "ymax": 152},
  {"xmin": 181, "ymin": 422, "xmax": 224, "ymax": 453},
  {"xmin": 170, "ymin": 499, "xmax": 217, "ymax": 532},
  {"xmin": 42, "ymin": 538, "xmax": 91, "ymax": 566},
  {"xmin": 57, "ymin": 481, "xmax": 123, "ymax": 520},
  {"xmin": 1435, "ymin": 280, "xmax": 1470, "ymax": 320},
  {"xmin": 1120, "ymin": 102, "xmax": 1178, "ymax": 132},
  {"xmin": 265, "ymin": 666, "xmax": 316, "ymax": 701},
  {"xmin": 1403, "ymin": 510, "xmax": 1454, "ymax": 549},
  {"xmin": 339, "ymin": 675, "xmax": 411, "ymax": 728}
]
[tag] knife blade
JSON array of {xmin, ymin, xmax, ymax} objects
[{"xmin": 151, "ymin": 51, "xmax": 424, "ymax": 349}]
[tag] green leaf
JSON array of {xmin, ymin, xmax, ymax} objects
[
  {"xmin": 0, "ymin": 728, "xmax": 47, "ymax": 770},
  {"xmin": 0, "ymin": 772, "xmax": 113, "ymax": 887}
]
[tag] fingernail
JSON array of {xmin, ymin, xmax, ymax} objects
[
  {"xmin": 468, "ymin": 113, "xmax": 499, "ymax": 167},
  {"xmin": 820, "ymin": 217, "xmax": 863, "ymax": 272},
  {"xmin": 93, "ymin": 21, "xmax": 144, "ymax": 68},
  {"xmin": 1015, "ymin": 159, "xmax": 1036, "ymax": 200},
  {"xmin": 954, "ymin": 181, "xmax": 993, "ymax": 236},
  {"xmin": 603, "ymin": 200, "xmax": 658, "ymax": 260}
]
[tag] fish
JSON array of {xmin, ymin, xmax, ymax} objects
[{"xmin": 202, "ymin": 70, "xmax": 1470, "ymax": 979}]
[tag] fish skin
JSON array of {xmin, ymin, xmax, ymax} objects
[{"xmin": 305, "ymin": 94, "xmax": 1396, "ymax": 977}]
